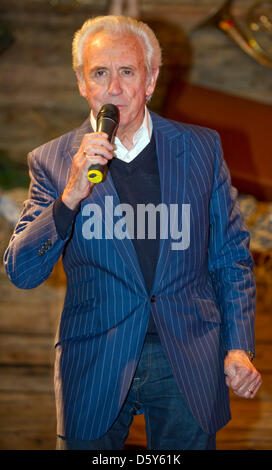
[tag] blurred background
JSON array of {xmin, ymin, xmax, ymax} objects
[{"xmin": 0, "ymin": 0, "xmax": 271, "ymax": 450}]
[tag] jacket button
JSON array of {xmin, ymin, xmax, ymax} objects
[{"xmin": 150, "ymin": 295, "xmax": 156, "ymax": 303}]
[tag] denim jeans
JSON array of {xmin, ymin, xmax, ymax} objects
[{"xmin": 57, "ymin": 335, "xmax": 216, "ymax": 450}]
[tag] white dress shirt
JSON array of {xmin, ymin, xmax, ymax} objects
[{"xmin": 90, "ymin": 106, "xmax": 153, "ymax": 163}]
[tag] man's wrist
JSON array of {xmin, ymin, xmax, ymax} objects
[
  {"xmin": 53, "ymin": 196, "xmax": 80, "ymax": 240},
  {"xmin": 227, "ymin": 349, "xmax": 254, "ymax": 362},
  {"xmin": 61, "ymin": 191, "xmax": 81, "ymax": 211},
  {"xmin": 245, "ymin": 350, "xmax": 254, "ymax": 362}
]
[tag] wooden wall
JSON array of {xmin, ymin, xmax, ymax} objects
[{"xmin": 164, "ymin": 82, "xmax": 272, "ymax": 200}]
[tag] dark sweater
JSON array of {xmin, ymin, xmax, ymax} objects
[{"xmin": 110, "ymin": 133, "xmax": 161, "ymax": 334}]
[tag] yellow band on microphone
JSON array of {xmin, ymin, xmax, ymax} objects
[{"xmin": 87, "ymin": 169, "xmax": 103, "ymax": 184}]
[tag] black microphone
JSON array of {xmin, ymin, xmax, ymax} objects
[{"xmin": 87, "ymin": 103, "xmax": 119, "ymax": 184}]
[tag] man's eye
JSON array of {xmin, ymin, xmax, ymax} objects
[
  {"xmin": 95, "ymin": 69, "xmax": 107, "ymax": 77},
  {"xmin": 122, "ymin": 69, "xmax": 133, "ymax": 76}
]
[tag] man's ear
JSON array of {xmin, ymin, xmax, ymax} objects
[
  {"xmin": 146, "ymin": 67, "xmax": 159, "ymax": 97},
  {"xmin": 76, "ymin": 71, "xmax": 87, "ymax": 98}
]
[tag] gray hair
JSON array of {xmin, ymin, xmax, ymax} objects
[{"xmin": 72, "ymin": 15, "xmax": 162, "ymax": 78}]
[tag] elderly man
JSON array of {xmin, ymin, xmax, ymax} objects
[{"xmin": 4, "ymin": 15, "xmax": 261, "ymax": 450}]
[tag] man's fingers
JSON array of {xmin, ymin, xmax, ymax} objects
[
  {"xmin": 80, "ymin": 132, "xmax": 114, "ymax": 157},
  {"xmin": 83, "ymin": 147, "xmax": 113, "ymax": 162},
  {"xmin": 234, "ymin": 379, "xmax": 261, "ymax": 398},
  {"xmin": 83, "ymin": 153, "xmax": 109, "ymax": 168},
  {"xmin": 225, "ymin": 365, "xmax": 262, "ymax": 398},
  {"xmin": 224, "ymin": 363, "xmax": 249, "ymax": 388},
  {"xmin": 245, "ymin": 375, "xmax": 262, "ymax": 398}
]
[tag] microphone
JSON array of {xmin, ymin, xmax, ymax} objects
[{"xmin": 87, "ymin": 103, "xmax": 119, "ymax": 184}]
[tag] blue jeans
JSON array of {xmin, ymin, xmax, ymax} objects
[{"xmin": 57, "ymin": 335, "xmax": 216, "ymax": 450}]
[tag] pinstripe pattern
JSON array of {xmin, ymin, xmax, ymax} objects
[{"xmin": 4, "ymin": 111, "xmax": 255, "ymax": 439}]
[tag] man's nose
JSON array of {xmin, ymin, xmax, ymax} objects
[{"xmin": 108, "ymin": 75, "xmax": 122, "ymax": 95}]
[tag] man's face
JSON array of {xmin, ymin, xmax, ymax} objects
[{"xmin": 78, "ymin": 31, "xmax": 158, "ymax": 139}]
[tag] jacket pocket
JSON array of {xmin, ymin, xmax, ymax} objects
[{"xmin": 193, "ymin": 297, "xmax": 221, "ymax": 323}]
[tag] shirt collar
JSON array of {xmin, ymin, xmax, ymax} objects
[{"xmin": 90, "ymin": 106, "xmax": 153, "ymax": 163}]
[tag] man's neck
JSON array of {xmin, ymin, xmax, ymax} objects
[{"xmin": 116, "ymin": 132, "xmax": 135, "ymax": 151}]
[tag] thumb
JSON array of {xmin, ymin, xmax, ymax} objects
[
  {"xmin": 224, "ymin": 365, "xmax": 236, "ymax": 388},
  {"xmin": 224, "ymin": 363, "xmax": 239, "ymax": 388},
  {"xmin": 224, "ymin": 363, "xmax": 237, "ymax": 378},
  {"xmin": 224, "ymin": 362, "xmax": 242, "ymax": 389}
]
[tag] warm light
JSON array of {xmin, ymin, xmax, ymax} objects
[
  {"xmin": 219, "ymin": 20, "xmax": 234, "ymax": 31},
  {"xmin": 251, "ymin": 22, "xmax": 260, "ymax": 31}
]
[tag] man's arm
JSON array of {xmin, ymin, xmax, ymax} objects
[
  {"xmin": 4, "ymin": 131, "xmax": 114, "ymax": 289},
  {"xmin": 3, "ymin": 150, "xmax": 71, "ymax": 288},
  {"xmin": 208, "ymin": 132, "xmax": 262, "ymax": 398}
]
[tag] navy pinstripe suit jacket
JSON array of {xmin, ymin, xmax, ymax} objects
[{"xmin": 4, "ymin": 111, "xmax": 255, "ymax": 440}]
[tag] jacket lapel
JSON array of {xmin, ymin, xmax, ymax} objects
[{"xmin": 150, "ymin": 112, "xmax": 191, "ymax": 292}]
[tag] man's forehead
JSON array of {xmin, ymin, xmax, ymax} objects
[{"xmin": 83, "ymin": 31, "xmax": 144, "ymax": 63}]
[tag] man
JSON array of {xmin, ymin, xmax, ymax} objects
[{"xmin": 4, "ymin": 15, "xmax": 261, "ymax": 450}]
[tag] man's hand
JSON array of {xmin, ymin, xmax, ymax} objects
[
  {"xmin": 62, "ymin": 132, "xmax": 114, "ymax": 210},
  {"xmin": 224, "ymin": 349, "xmax": 262, "ymax": 398}
]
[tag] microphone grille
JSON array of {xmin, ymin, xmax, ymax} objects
[{"xmin": 97, "ymin": 103, "xmax": 119, "ymax": 124}]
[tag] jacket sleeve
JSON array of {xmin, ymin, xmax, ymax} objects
[
  {"xmin": 3, "ymin": 150, "xmax": 73, "ymax": 289},
  {"xmin": 208, "ymin": 132, "xmax": 256, "ymax": 354}
]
